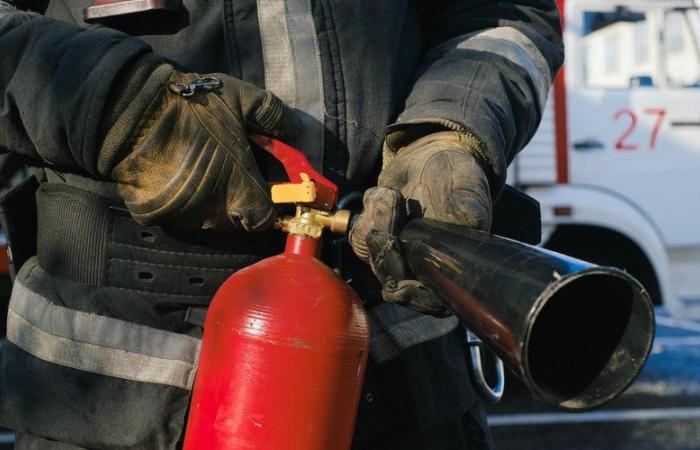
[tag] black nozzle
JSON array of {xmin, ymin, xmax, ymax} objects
[{"xmin": 399, "ymin": 219, "xmax": 655, "ymax": 411}]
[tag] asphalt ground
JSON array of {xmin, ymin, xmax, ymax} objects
[{"xmin": 1, "ymin": 307, "xmax": 698, "ymax": 449}]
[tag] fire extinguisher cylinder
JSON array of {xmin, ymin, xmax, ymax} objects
[{"xmin": 183, "ymin": 138, "xmax": 369, "ymax": 450}]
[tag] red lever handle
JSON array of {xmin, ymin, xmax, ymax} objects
[{"xmin": 250, "ymin": 135, "xmax": 338, "ymax": 211}]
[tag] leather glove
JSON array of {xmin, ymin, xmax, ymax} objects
[
  {"xmin": 102, "ymin": 65, "xmax": 299, "ymax": 231},
  {"xmin": 350, "ymin": 131, "xmax": 492, "ymax": 316}
]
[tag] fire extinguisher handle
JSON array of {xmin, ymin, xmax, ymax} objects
[
  {"xmin": 250, "ymin": 135, "xmax": 352, "ymax": 239},
  {"xmin": 249, "ymin": 134, "xmax": 338, "ymax": 211}
]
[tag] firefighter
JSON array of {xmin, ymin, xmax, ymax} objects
[{"xmin": 0, "ymin": 1, "xmax": 563, "ymax": 448}]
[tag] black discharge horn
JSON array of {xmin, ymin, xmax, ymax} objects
[{"xmin": 399, "ymin": 219, "xmax": 655, "ymax": 411}]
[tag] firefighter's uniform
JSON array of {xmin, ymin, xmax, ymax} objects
[{"xmin": 0, "ymin": 1, "xmax": 563, "ymax": 448}]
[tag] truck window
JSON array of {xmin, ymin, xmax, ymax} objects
[
  {"xmin": 581, "ymin": 8, "xmax": 654, "ymax": 88},
  {"xmin": 663, "ymin": 9, "xmax": 700, "ymax": 87}
]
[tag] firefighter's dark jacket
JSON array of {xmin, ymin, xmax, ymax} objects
[{"xmin": 0, "ymin": 1, "xmax": 563, "ymax": 449}]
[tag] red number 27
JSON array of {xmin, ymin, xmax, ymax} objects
[{"xmin": 614, "ymin": 108, "xmax": 666, "ymax": 151}]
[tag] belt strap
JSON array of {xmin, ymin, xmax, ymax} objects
[
  {"xmin": 36, "ymin": 180, "xmax": 283, "ymax": 296},
  {"xmin": 43, "ymin": 168, "xmax": 121, "ymax": 202}
]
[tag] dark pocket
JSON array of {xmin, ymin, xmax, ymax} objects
[
  {"xmin": 375, "ymin": 322, "xmax": 478, "ymax": 430},
  {"xmin": 463, "ymin": 400, "xmax": 495, "ymax": 450},
  {"xmin": 353, "ymin": 322, "xmax": 479, "ymax": 447},
  {"xmin": 0, "ymin": 261, "xmax": 200, "ymax": 449},
  {"xmin": 1, "ymin": 342, "xmax": 192, "ymax": 449},
  {"xmin": 352, "ymin": 358, "xmax": 404, "ymax": 445}
]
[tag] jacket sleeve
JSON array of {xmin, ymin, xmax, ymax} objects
[
  {"xmin": 0, "ymin": 4, "xmax": 161, "ymax": 177},
  {"xmin": 396, "ymin": 0, "xmax": 564, "ymax": 194}
]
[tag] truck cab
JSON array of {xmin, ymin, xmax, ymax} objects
[{"xmin": 512, "ymin": 0, "xmax": 700, "ymax": 319}]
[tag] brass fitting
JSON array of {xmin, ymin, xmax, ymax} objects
[
  {"xmin": 269, "ymin": 170, "xmax": 351, "ymax": 238},
  {"xmin": 276, "ymin": 207, "xmax": 351, "ymax": 239}
]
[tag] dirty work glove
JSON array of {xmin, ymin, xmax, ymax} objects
[
  {"xmin": 350, "ymin": 131, "xmax": 492, "ymax": 316},
  {"xmin": 100, "ymin": 65, "xmax": 298, "ymax": 231}
]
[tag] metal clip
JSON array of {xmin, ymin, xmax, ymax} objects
[
  {"xmin": 466, "ymin": 329, "xmax": 505, "ymax": 404},
  {"xmin": 172, "ymin": 77, "xmax": 223, "ymax": 98}
]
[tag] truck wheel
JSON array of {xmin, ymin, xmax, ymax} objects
[{"xmin": 544, "ymin": 225, "xmax": 662, "ymax": 305}]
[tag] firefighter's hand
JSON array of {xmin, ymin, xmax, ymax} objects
[
  {"xmin": 349, "ymin": 131, "xmax": 492, "ymax": 316},
  {"xmin": 105, "ymin": 67, "xmax": 299, "ymax": 232}
]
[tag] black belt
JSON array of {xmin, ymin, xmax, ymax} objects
[{"xmin": 35, "ymin": 178, "xmax": 284, "ymax": 300}]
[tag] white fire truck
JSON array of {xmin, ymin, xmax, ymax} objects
[{"xmin": 514, "ymin": 0, "xmax": 700, "ymax": 319}]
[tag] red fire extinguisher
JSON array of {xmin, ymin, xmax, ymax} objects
[{"xmin": 183, "ymin": 137, "xmax": 370, "ymax": 450}]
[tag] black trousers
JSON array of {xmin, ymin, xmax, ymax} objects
[{"xmin": 352, "ymin": 401, "xmax": 493, "ymax": 450}]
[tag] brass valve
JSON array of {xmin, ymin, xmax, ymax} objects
[
  {"xmin": 271, "ymin": 172, "xmax": 351, "ymax": 239},
  {"xmin": 276, "ymin": 207, "xmax": 351, "ymax": 239}
]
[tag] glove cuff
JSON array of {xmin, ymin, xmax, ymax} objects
[
  {"xmin": 384, "ymin": 118, "xmax": 483, "ymax": 151},
  {"xmin": 383, "ymin": 124, "xmax": 498, "ymax": 198},
  {"xmin": 97, "ymin": 60, "xmax": 174, "ymax": 177},
  {"xmin": 383, "ymin": 128, "xmax": 487, "ymax": 173}
]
